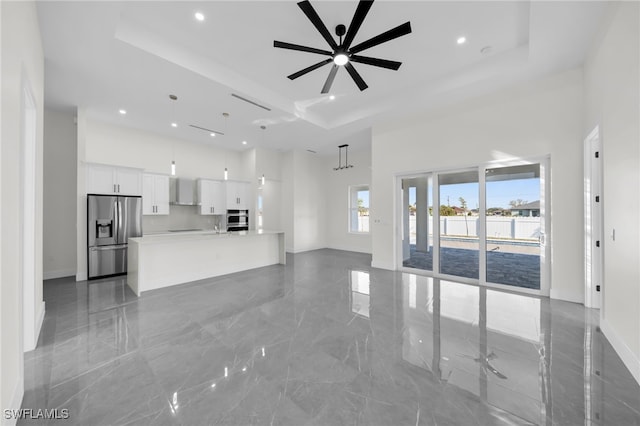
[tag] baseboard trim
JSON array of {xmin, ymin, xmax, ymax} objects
[
  {"xmin": 371, "ymin": 260, "xmax": 394, "ymax": 271},
  {"xmin": 550, "ymin": 288, "xmax": 583, "ymax": 304},
  {"xmin": 35, "ymin": 300, "xmax": 45, "ymax": 344},
  {"xmin": 600, "ymin": 318, "xmax": 640, "ymax": 386},
  {"xmin": 43, "ymin": 268, "xmax": 75, "ymax": 280},
  {"xmin": 326, "ymin": 245, "xmax": 372, "ymax": 255},
  {"xmin": 286, "ymin": 246, "xmax": 327, "ymax": 254},
  {"xmin": 3, "ymin": 377, "xmax": 24, "ymax": 426}
]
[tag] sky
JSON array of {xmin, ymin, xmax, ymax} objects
[
  {"xmin": 357, "ymin": 189, "xmax": 370, "ymax": 208},
  {"xmin": 408, "ymin": 178, "xmax": 540, "ymax": 210}
]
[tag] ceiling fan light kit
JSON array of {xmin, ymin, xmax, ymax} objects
[{"xmin": 274, "ymin": 0, "xmax": 412, "ymax": 94}]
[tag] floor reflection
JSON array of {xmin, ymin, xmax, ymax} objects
[{"xmin": 22, "ymin": 250, "xmax": 640, "ymax": 426}]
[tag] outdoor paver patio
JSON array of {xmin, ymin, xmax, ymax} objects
[{"xmin": 403, "ymin": 244, "xmax": 540, "ymax": 289}]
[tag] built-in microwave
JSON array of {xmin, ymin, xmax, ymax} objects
[{"xmin": 227, "ymin": 209, "xmax": 249, "ymax": 231}]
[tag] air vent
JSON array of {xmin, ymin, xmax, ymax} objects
[
  {"xmin": 189, "ymin": 124, "xmax": 224, "ymax": 135},
  {"xmin": 231, "ymin": 93, "xmax": 272, "ymax": 111}
]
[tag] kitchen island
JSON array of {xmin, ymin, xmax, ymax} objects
[{"xmin": 127, "ymin": 230, "xmax": 285, "ymax": 296}]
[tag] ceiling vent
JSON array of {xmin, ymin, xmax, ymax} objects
[
  {"xmin": 231, "ymin": 93, "xmax": 272, "ymax": 111},
  {"xmin": 189, "ymin": 124, "xmax": 224, "ymax": 136}
]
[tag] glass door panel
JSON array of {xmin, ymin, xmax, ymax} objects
[
  {"xmin": 485, "ymin": 164, "xmax": 541, "ymax": 289},
  {"xmin": 438, "ymin": 171, "xmax": 479, "ymax": 279},
  {"xmin": 402, "ymin": 175, "xmax": 433, "ymax": 271}
]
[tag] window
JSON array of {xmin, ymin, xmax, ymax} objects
[{"xmin": 349, "ymin": 185, "xmax": 370, "ymax": 233}]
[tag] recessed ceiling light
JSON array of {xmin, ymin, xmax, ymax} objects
[
  {"xmin": 171, "ymin": 122, "xmax": 178, "ymax": 128},
  {"xmin": 195, "ymin": 12, "xmax": 205, "ymax": 21},
  {"xmin": 210, "ymin": 133, "xmax": 216, "ymax": 137},
  {"xmin": 119, "ymin": 109, "xmax": 127, "ymax": 115},
  {"xmin": 242, "ymin": 141, "xmax": 247, "ymax": 145},
  {"xmin": 457, "ymin": 36, "xmax": 467, "ymax": 45},
  {"xmin": 329, "ymin": 95, "xmax": 336, "ymax": 100}
]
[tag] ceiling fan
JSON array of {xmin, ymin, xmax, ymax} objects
[{"xmin": 274, "ymin": 0, "xmax": 412, "ymax": 94}]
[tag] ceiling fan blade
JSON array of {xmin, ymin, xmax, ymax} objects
[
  {"xmin": 287, "ymin": 58, "xmax": 333, "ymax": 80},
  {"xmin": 321, "ymin": 65, "xmax": 339, "ymax": 94},
  {"xmin": 274, "ymin": 41, "xmax": 332, "ymax": 56},
  {"xmin": 344, "ymin": 62, "xmax": 368, "ymax": 91},
  {"xmin": 342, "ymin": 0, "xmax": 374, "ymax": 50},
  {"xmin": 350, "ymin": 55, "xmax": 402, "ymax": 70},
  {"xmin": 350, "ymin": 21, "xmax": 412, "ymax": 54},
  {"xmin": 298, "ymin": 0, "xmax": 339, "ymax": 51}
]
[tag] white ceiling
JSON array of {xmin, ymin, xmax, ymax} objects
[{"xmin": 36, "ymin": 1, "xmax": 609, "ymax": 155}]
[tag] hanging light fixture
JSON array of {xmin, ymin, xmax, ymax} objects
[
  {"xmin": 169, "ymin": 94, "xmax": 178, "ymax": 175},
  {"xmin": 260, "ymin": 125, "xmax": 266, "ymax": 185},
  {"xmin": 333, "ymin": 144, "xmax": 354, "ymax": 171},
  {"xmin": 223, "ymin": 112, "xmax": 229, "ymax": 180}
]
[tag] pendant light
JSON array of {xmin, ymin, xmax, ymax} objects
[
  {"xmin": 259, "ymin": 125, "xmax": 266, "ymax": 185},
  {"xmin": 223, "ymin": 112, "xmax": 229, "ymax": 180},
  {"xmin": 169, "ymin": 94, "xmax": 178, "ymax": 175}
]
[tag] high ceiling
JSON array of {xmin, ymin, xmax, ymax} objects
[{"xmin": 37, "ymin": 1, "xmax": 609, "ymax": 155}]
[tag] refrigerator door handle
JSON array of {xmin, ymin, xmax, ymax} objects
[
  {"xmin": 90, "ymin": 246, "xmax": 120, "ymax": 251},
  {"xmin": 115, "ymin": 199, "xmax": 123, "ymax": 243}
]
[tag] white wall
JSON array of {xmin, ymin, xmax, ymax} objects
[
  {"xmin": 293, "ymin": 150, "xmax": 326, "ymax": 252},
  {"xmin": 584, "ymin": 2, "xmax": 640, "ymax": 383},
  {"xmin": 372, "ymin": 69, "xmax": 585, "ymax": 303},
  {"xmin": 323, "ymin": 144, "xmax": 372, "ymax": 254},
  {"xmin": 280, "ymin": 149, "xmax": 326, "ymax": 253},
  {"xmin": 255, "ymin": 147, "xmax": 283, "ymax": 232},
  {"xmin": 75, "ymin": 116, "xmax": 246, "ymax": 280},
  {"xmin": 1, "ymin": 0, "xmax": 44, "ymax": 419},
  {"xmin": 281, "ymin": 151, "xmax": 294, "ymax": 251},
  {"xmin": 43, "ymin": 108, "xmax": 76, "ymax": 279}
]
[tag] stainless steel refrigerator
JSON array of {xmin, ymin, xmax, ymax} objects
[{"xmin": 87, "ymin": 194, "xmax": 142, "ymax": 279}]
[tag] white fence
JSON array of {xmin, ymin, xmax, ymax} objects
[{"xmin": 409, "ymin": 216, "xmax": 540, "ymax": 241}]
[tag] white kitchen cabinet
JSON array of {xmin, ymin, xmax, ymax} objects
[
  {"xmin": 197, "ymin": 179, "xmax": 225, "ymax": 215},
  {"xmin": 143, "ymin": 173, "xmax": 170, "ymax": 215},
  {"xmin": 225, "ymin": 181, "xmax": 249, "ymax": 210},
  {"xmin": 87, "ymin": 163, "xmax": 142, "ymax": 195}
]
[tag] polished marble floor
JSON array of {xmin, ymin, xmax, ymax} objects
[{"xmin": 21, "ymin": 249, "xmax": 640, "ymax": 425}]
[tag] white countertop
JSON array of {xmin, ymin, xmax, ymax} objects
[{"xmin": 130, "ymin": 229, "xmax": 284, "ymax": 245}]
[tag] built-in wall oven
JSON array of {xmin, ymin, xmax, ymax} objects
[{"xmin": 227, "ymin": 209, "xmax": 249, "ymax": 231}]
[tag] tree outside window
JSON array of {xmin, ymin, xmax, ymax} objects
[{"xmin": 349, "ymin": 185, "xmax": 369, "ymax": 233}]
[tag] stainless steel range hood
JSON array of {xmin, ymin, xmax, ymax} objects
[{"xmin": 170, "ymin": 178, "xmax": 197, "ymax": 205}]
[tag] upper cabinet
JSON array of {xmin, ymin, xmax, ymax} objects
[
  {"xmin": 87, "ymin": 163, "xmax": 142, "ymax": 196},
  {"xmin": 225, "ymin": 181, "xmax": 250, "ymax": 210},
  {"xmin": 142, "ymin": 173, "xmax": 170, "ymax": 215},
  {"xmin": 197, "ymin": 179, "xmax": 225, "ymax": 215}
]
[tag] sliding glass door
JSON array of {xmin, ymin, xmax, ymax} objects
[
  {"xmin": 438, "ymin": 170, "xmax": 479, "ymax": 280},
  {"xmin": 485, "ymin": 164, "xmax": 543, "ymax": 290},
  {"xmin": 398, "ymin": 159, "xmax": 548, "ymax": 295},
  {"xmin": 401, "ymin": 175, "xmax": 433, "ymax": 271}
]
